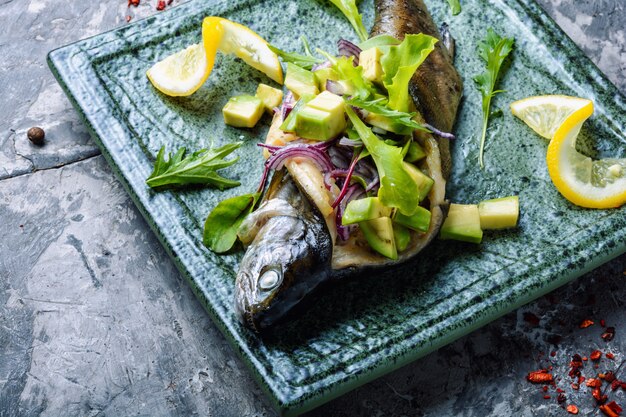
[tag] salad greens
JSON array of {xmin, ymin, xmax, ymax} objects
[
  {"xmin": 328, "ymin": 0, "xmax": 368, "ymax": 42},
  {"xmin": 446, "ymin": 0, "xmax": 461, "ymax": 15},
  {"xmin": 267, "ymin": 45, "xmax": 323, "ymax": 70},
  {"xmin": 146, "ymin": 143, "xmax": 241, "ymax": 189},
  {"xmin": 473, "ymin": 28, "xmax": 514, "ymax": 168},
  {"xmin": 345, "ymin": 97, "xmax": 430, "ymax": 133},
  {"xmin": 380, "ymin": 34, "xmax": 438, "ymax": 112},
  {"xmin": 346, "ymin": 106, "xmax": 420, "ymax": 216},
  {"xmin": 332, "ymin": 56, "xmax": 376, "ymax": 100},
  {"xmin": 203, "ymin": 193, "xmax": 260, "ymax": 253},
  {"xmin": 358, "ymin": 35, "xmax": 401, "ymax": 51}
]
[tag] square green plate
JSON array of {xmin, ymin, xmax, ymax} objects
[{"xmin": 48, "ymin": 0, "xmax": 626, "ymax": 415}]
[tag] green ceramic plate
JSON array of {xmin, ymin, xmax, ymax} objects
[{"xmin": 48, "ymin": 0, "xmax": 625, "ymax": 415}]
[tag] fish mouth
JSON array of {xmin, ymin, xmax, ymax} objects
[{"xmin": 234, "ymin": 271, "xmax": 262, "ymax": 332}]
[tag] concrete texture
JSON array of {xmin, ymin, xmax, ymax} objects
[{"xmin": 1, "ymin": 0, "xmax": 624, "ymax": 416}]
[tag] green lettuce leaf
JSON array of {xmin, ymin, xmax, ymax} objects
[
  {"xmin": 446, "ymin": 0, "xmax": 461, "ymax": 15},
  {"xmin": 333, "ymin": 56, "xmax": 376, "ymax": 100},
  {"xmin": 328, "ymin": 0, "xmax": 368, "ymax": 42},
  {"xmin": 146, "ymin": 143, "xmax": 241, "ymax": 189},
  {"xmin": 346, "ymin": 105, "xmax": 420, "ymax": 215},
  {"xmin": 380, "ymin": 34, "xmax": 438, "ymax": 112},
  {"xmin": 203, "ymin": 193, "xmax": 260, "ymax": 253},
  {"xmin": 358, "ymin": 35, "xmax": 401, "ymax": 51}
]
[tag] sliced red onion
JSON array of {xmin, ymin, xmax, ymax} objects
[
  {"xmin": 337, "ymin": 39, "xmax": 362, "ymax": 65},
  {"xmin": 280, "ymin": 91, "xmax": 296, "ymax": 121},
  {"xmin": 266, "ymin": 145, "xmax": 334, "ymax": 173},
  {"xmin": 332, "ymin": 153, "xmax": 360, "ymax": 208},
  {"xmin": 311, "ymin": 60, "xmax": 332, "ymax": 72},
  {"xmin": 325, "ymin": 80, "xmax": 346, "ymax": 96},
  {"xmin": 336, "ymin": 184, "xmax": 365, "ymax": 241},
  {"xmin": 365, "ymin": 177, "xmax": 380, "ymax": 193},
  {"xmin": 424, "ymin": 123, "xmax": 456, "ymax": 140},
  {"xmin": 328, "ymin": 146, "xmax": 351, "ymax": 169}
]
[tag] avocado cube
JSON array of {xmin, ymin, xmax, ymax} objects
[
  {"xmin": 478, "ymin": 196, "xmax": 519, "ymax": 230},
  {"xmin": 393, "ymin": 206, "xmax": 431, "ymax": 233},
  {"xmin": 342, "ymin": 197, "xmax": 392, "ymax": 225},
  {"xmin": 308, "ymin": 91, "xmax": 345, "ymax": 113},
  {"xmin": 294, "ymin": 106, "xmax": 344, "ymax": 141},
  {"xmin": 359, "ymin": 217, "xmax": 397, "ymax": 259},
  {"xmin": 393, "ymin": 222, "xmax": 411, "ymax": 252},
  {"xmin": 403, "ymin": 162, "xmax": 434, "ymax": 202},
  {"xmin": 359, "ymin": 47, "xmax": 384, "ymax": 83},
  {"xmin": 405, "ymin": 141, "xmax": 427, "ymax": 162},
  {"xmin": 440, "ymin": 204, "xmax": 483, "ymax": 244},
  {"xmin": 279, "ymin": 95, "xmax": 314, "ymax": 132},
  {"xmin": 222, "ymin": 95, "xmax": 264, "ymax": 128},
  {"xmin": 285, "ymin": 63, "xmax": 318, "ymax": 99},
  {"xmin": 365, "ymin": 113, "xmax": 413, "ymax": 135},
  {"xmin": 256, "ymin": 83, "xmax": 283, "ymax": 114},
  {"xmin": 314, "ymin": 67, "xmax": 339, "ymax": 91}
]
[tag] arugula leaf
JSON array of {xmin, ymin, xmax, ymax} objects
[
  {"xmin": 333, "ymin": 56, "xmax": 376, "ymax": 100},
  {"xmin": 328, "ymin": 0, "xmax": 368, "ymax": 42},
  {"xmin": 346, "ymin": 106, "xmax": 420, "ymax": 216},
  {"xmin": 346, "ymin": 97, "xmax": 430, "ymax": 133},
  {"xmin": 146, "ymin": 143, "xmax": 242, "ymax": 189},
  {"xmin": 380, "ymin": 34, "xmax": 438, "ymax": 112},
  {"xmin": 446, "ymin": 0, "xmax": 461, "ymax": 15},
  {"xmin": 358, "ymin": 35, "xmax": 401, "ymax": 51},
  {"xmin": 473, "ymin": 28, "xmax": 514, "ymax": 168},
  {"xmin": 203, "ymin": 193, "xmax": 260, "ymax": 253},
  {"xmin": 268, "ymin": 44, "xmax": 323, "ymax": 70}
]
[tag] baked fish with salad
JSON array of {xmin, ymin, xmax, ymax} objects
[{"xmin": 145, "ymin": 0, "xmax": 624, "ymax": 331}]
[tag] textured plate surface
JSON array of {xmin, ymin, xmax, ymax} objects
[{"xmin": 48, "ymin": 0, "xmax": 626, "ymax": 415}]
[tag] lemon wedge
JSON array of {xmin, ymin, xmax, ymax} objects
[
  {"xmin": 510, "ymin": 95, "xmax": 592, "ymax": 140},
  {"xmin": 544, "ymin": 101, "xmax": 626, "ymax": 208},
  {"xmin": 146, "ymin": 43, "xmax": 213, "ymax": 96},
  {"xmin": 147, "ymin": 17, "xmax": 282, "ymax": 96},
  {"xmin": 202, "ymin": 17, "xmax": 283, "ymax": 85}
]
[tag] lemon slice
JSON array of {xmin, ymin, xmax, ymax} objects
[
  {"xmin": 147, "ymin": 17, "xmax": 282, "ymax": 96},
  {"xmin": 545, "ymin": 102, "xmax": 626, "ymax": 208},
  {"xmin": 511, "ymin": 95, "xmax": 592, "ymax": 139},
  {"xmin": 203, "ymin": 17, "xmax": 283, "ymax": 84},
  {"xmin": 146, "ymin": 43, "xmax": 212, "ymax": 96}
]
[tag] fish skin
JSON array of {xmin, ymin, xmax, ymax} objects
[
  {"xmin": 371, "ymin": 0, "xmax": 463, "ymax": 179},
  {"xmin": 234, "ymin": 170, "xmax": 333, "ymax": 331}
]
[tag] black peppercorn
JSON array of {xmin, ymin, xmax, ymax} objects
[{"xmin": 27, "ymin": 127, "xmax": 45, "ymax": 146}]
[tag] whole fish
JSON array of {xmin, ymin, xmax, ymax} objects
[{"xmin": 235, "ymin": 0, "xmax": 463, "ymax": 331}]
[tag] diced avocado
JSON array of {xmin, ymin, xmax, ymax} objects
[
  {"xmin": 294, "ymin": 106, "xmax": 345, "ymax": 141},
  {"xmin": 359, "ymin": 47, "xmax": 384, "ymax": 83},
  {"xmin": 359, "ymin": 217, "xmax": 397, "ymax": 259},
  {"xmin": 314, "ymin": 67, "xmax": 338, "ymax": 90},
  {"xmin": 440, "ymin": 204, "xmax": 483, "ymax": 244},
  {"xmin": 285, "ymin": 63, "xmax": 318, "ymax": 98},
  {"xmin": 393, "ymin": 206, "xmax": 431, "ymax": 233},
  {"xmin": 222, "ymin": 95, "xmax": 264, "ymax": 128},
  {"xmin": 393, "ymin": 222, "xmax": 411, "ymax": 252},
  {"xmin": 365, "ymin": 113, "xmax": 413, "ymax": 135},
  {"xmin": 403, "ymin": 162, "xmax": 434, "ymax": 202},
  {"xmin": 279, "ymin": 95, "xmax": 314, "ymax": 132},
  {"xmin": 256, "ymin": 83, "xmax": 283, "ymax": 114},
  {"xmin": 478, "ymin": 195, "xmax": 519, "ymax": 230},
  {"xmin": 294, "ymin": 91, "xmax": 347, "ymax": 141},
  {"xmin": 405, "ymin": 141, "xmax": 427, "ymax": 162},
  {"xmin": 342, "ymin": 197, "xmax": 392, "ymax": 225}
]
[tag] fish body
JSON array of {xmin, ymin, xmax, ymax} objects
[{"xmin": 234, "ymin": 0, "xmax": 463, "ymax": 330}]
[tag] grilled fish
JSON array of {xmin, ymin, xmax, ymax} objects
[{"xmin": 234, "ymin": 0, "xmax": 463, "ymax": 331}]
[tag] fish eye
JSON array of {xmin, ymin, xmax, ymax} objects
[{"xmin": 258, "ymin": 268, "xmax": 281, "ymax": 291}]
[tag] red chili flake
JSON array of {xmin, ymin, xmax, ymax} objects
[
  {"xmin": 557, "ymin": 392, "xmax": 567, "ymax": 404},
  {"xmin": 611, "ymin": 380, "xmax": 621, "ymax": 391},
  {"xmin": 557, "ymin": 388, "xmax": 565, "ymax": 393},
  {"xmin": 583, "ymin": 356, "xmax": 589, "ymax": 361},
  {"xmin": 602, "ymin": 327, "xmax": 616, "ymax": 342},
  {"xmin": 543, "ymin": 395, "xmax": 551, "ymax": 400},
  {"xmin": 570, "ymin": 354, "xmax": 584, "ymax": 377},
  {"xmin": 572, "ymin": 382, "xmax": 580, "ymax": 390},
  {"xmin": 542, "ymin": 385, "xmax": 548, "ymax": 392},
  {"xmin": 587, "ymin": 378, "xmax": 602, "ymax": 388},
  {"xmin": 156, "ymin": 0, "xmax": 166, "ymax": 10},
  {"xmin": 128, "ymin": 0, "xmax": 140, "ymax": 6},
  {"xmin": 566, "ymin": 404, "xmax": 579, "ymax": 415},
  {"xmin": 551, "ymin": 351, "xmax": 557, "ymax": 357},
  {"xmin": 579, "ymin": 375, "xmax": 586, "ymax": 384},
  {"xmin": 622, "ymin": 382, "xmax": 626, "ymax": 390},
  {"xmin": 604, "ymin": 372, "xmax": 617, "ymax": 383},
  {"xmin": 591, "ymin": 350, "xmax": 603, "ymax": 361},
  {"xmin": 126, "ymin": 15, "xmax": 132, "ymax": 22},
  {"xmin": 600, "ymin": 401, "xmax": 623, "ymax": 417},
  {"xmin": 607, "ymin": 352, "xmax": 616, "ymax": 360},
  {"xmin": 601, "ymin": 319, "xmax": 607, "ymax": 327},
  {"xmin": 580, "ymin": 319, "xmax": 595, "ymax": 328},
  {"xmin": 593, "ymin": 387, "xmax": 608, "ymax": 404},
  {"xmin": 527, "ymin": 371, "xmax": 554, "ymax": 384},
  {"xmin": 524, "ymin": 312, "xmax": 540, "ymax": 326}
]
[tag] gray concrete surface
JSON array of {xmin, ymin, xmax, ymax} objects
[{"xmin": 1, "ymin": 0, "xmax": 625, "ymax": 416}]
